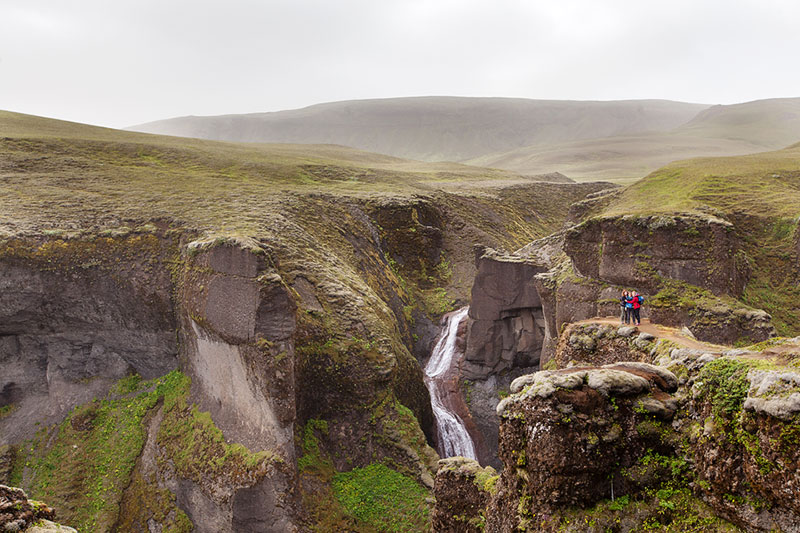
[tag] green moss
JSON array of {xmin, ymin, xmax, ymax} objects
[
  {"xmin": 15, "ymin": 371, "xmax": 185, "ymax": 532},
  {"xmin": 115, "ymin": 471, "xmax": 193, "ymax": 533},
  {"xmin": 297, "ymin": 419, "xmax": 334, "ymax": 478},
  {"xmin": 697, "ymin": 358, "xmax": 750, "ymax": 418},
  {"xmin": 332, "ymin": 463, "xmax": 430, "ymax": 532},
  {"xmin": 0, "ymin": 404, "xmax": 16, "ymax": 419},
  {"xmin": 156, "ymin": 375, "xmax": 277, "ymax": 483},
  {"xmin": 420, "ymin": 287, "xmax": 455, "ymax": 317}
]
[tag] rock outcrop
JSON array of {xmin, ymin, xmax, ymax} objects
[
  {"xmin": 0, "ymin": 485, "xmax": 74, "ymax": 533},
  {"xmin": 463, "ymin": 247, "xmax": 546, "ymax": 380},
  {"xmin": 431, "ymin": 457, "xmax": 497, "ymax": 533},
  {"xmin": 435, "ymin": 321, "xmax": 800, "ymax": 532},
  {"xmin": 564, "ymin": 214, "xmax": 750, "ymax": 297}
]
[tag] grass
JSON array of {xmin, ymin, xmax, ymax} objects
[
  {"xmin": 0, "ymin": 109, "xmax": 583, "ymax": 239},
  {"xmin": 11, "ymin": 371, "xmax": 186, "ymax": 532},
  {"xmin": 10, "ymin": 370, "xmax": 276, "ymax": 532},
  {"xmin": 332, "ymin": 463, "xmax": 430, "ymax": 533},
  {"xmin": 602, "ymin": 143, "xmax": 800, "ymax": 218}
]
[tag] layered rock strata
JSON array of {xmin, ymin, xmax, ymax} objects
[{"xmin": 564, "ymin": 214, "xmax": 750, "ymax": 297}]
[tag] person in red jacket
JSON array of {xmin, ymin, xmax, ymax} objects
[{"xmin": 631, "ymin": 291, "xmax": 644, "ymax": 326}]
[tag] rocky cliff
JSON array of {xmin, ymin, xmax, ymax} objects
[
  {"xmin": 0, "ymin": 159, "xmax": 604, "ymax": 532},
  {"xmin": 435, "ymin": 320, "xmax": 800, "ymax": 532}
]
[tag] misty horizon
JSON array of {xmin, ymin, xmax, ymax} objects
[{"xmin": 2, "ymin": 0, "xmax": 800, "ymax": 129}]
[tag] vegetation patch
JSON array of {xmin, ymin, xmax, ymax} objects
[
  {"xmin": 696, "ymin": 358, "xmax": 751, "ymax": 419},
  {"xmin": 11, "ymin": 371, "xmax": 185, "ymax": 532},
  {"xmin": 156, "ymin": 374, "xmax": 278, "ymax": 484},
  {"xmin": 332, "ymin": 462, "xmax": 430, "ymax": 533}
]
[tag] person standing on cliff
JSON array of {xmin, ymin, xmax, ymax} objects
[
  {"xmin": 624, "ymin": 291, "xmax": 635, "ymax": 324},
  {"xmin": 620, "ymin": 290, "xmax": 630, "ymax": 325},
  {"xmin": 632, "ymin": 291, "xmax": 644, "ymax": 326}
]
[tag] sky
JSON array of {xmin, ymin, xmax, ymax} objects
[{"xmin": 1, "ymin": 0, "xmax": 799, "ymax": 129}]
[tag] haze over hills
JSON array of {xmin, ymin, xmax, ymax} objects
[
  {"xmin": 470, "ymin": 97, "xmax": 800, "ymax": 181},
  {"xmin": 130, "ymin": 96, "xmax": 800, "ymax": 182},
  {"xmin": 128, "ymin": 97, "xmax": 709, "ymax": 162}
]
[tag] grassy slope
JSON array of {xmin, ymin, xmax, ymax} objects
[
  {"xmin": 601, "ymin": 143, "xmax": 800, "ymax": 335},
  {"xmin": 468, "ymin": 98, "xmax": 800, "ymax": 183},
  {"xmin": 128, "ymin": 96, "xmax": 708, "ymax": 162},
  {"xmin": 602, "ymin": 143, "xmax": 800, "ymax": 217},
  {"xmin": 0, "ymin": 109, "xmax": 575, "ymax": 238}
]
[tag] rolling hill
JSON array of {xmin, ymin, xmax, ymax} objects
[
  {"xmin": 128, "ymin": 97, "xmax": 709, "ymax": 162},
  {"xmin": 469, "ymin": 98, "xmax": 800, "ymax": 182},
  {"xmin": 0, "ymin": 109, "xmax": 579, "ymax": 238},
  {"xmin": 130, "ymin": 97, "xmax": 800, "ymax": 183}
]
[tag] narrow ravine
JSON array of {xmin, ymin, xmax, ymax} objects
[{"xmin": 424, "ymin": 306, "xmax": 477, "ymax": 460}]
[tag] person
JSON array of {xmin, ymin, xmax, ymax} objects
[
  {"xmin": 624, "ymin": 291, "xmax": 634, "ymax": 324},
  {"xmin": 619, "ymin": 290, "xmax": 629, "ymax": 325},
  {"xmin": 631, "ymin": 291, "xmax": 644, "ymax": 326}
]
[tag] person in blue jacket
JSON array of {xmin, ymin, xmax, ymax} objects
[
  {"xmin": 619, "ymin": 290, "xmax": 630, "ymax": 324},
  {"xmin": 624, "ymin": 292, "xmax": 634, "ymax": 324}
]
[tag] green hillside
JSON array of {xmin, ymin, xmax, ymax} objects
[
  {"xmin": 603, "ymin": 142, "xmax": 800, "ymax": 217},
  {"xmin": 0, "ymin": 110, "xmax": 571, "ymax": 238}
]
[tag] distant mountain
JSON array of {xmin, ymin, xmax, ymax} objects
[
  {"xmin": 468, "ymin": 98, "xmax": 800, "ymax": 181},
  {"xmin": 128, "ymin": 97, "xmax": 709, "ymax": 162}
]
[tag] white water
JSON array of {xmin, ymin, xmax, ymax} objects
[{"xmin": 424, "ymin": 306, "xmax": 477, "ymax": 459}]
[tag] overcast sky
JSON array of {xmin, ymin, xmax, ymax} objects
[{"xmin": 1, "ymin": 0, "xmax": 799, "ymax": 128}]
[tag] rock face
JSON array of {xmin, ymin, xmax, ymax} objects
[
  {"xmin": 435, "ymin": 321, "xmax": 800, "ymax": 532},
  {"xmin": 0, "ymin": 235, "xmax": 179, "ymax": 445},
  {"xmin": 564, "ymin": 214, "xmax": 749, "ymax": 297},
  {"xmin": 179, "ymin": 241, "xmax": 297, "ymax": 459},
  {"xmin": 432, "ymin": 457, "xmax": 497, "ymax": 533},
  {"xmin": 460, "ymin": 248, "xmax": 547, "ymax": 467},
  {"xmin": 463, "ymin": 247, "xmax": 546, "ymax": 380},
  {"xmin": 0, "ymin": 484, "xmax": 73, "ymax": 533}
]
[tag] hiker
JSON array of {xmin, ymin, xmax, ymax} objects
[
  {"xmin": 619, "ymin": 290, "xmax": 630, "ymax": 325},
  {"xmin": 631, "ymin": 291, "xmax": 644, "ymax": 326},
  {"xmin": 624, "ymin": 291, "xmax": 634, "ymax": 324}
]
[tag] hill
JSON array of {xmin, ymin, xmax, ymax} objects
[
  {"xmin": 0, "ymin": 109, "xmax": 579, "ymax": 238},
  {"xmin": 128, "ymin": 97, "xmax": 709, "ymax": 162},
  {"xmin": 469, "ymin": 98, "xmax": 800, "ymax": 182}
]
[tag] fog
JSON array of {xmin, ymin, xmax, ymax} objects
[{"xmin": 1, "ymin": 0, "xmax": 799, "ymax": 128}]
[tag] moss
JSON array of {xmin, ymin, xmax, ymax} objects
[
  {"xmin": 696, "ymin": 358, "xmax": 750, "ymax": 418},
  {"xmin": 14, "ymin": 371, "xmax": 185, "ymax": 532},
  {"xmin": 0, "ymin": 404, "xmax": 16, "ymax": 419},
  {"xmin": 156, "ymin": 374, "xmax": 278, "ymax": 484},
  {"xmin": 115, "ymin": 471, "xmax": 193, "ymax": 533},
  {"xmin": 332, "ymin": 463, "xmax": 430, "ymax": 532},
  {"xmin": 297, "ymin": 419, "xmax": 334, "ymax": 478}
]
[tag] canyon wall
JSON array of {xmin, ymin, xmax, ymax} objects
[{"xmin": 436, "ymin": 322, "xmax": 800, "ymax": 532}]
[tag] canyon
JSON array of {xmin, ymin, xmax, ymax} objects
[{"xmin": 2, "ymin": 111, "xmax": 800, "ymax": 532}]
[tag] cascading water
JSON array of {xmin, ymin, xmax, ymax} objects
[{"xmin": 424, "ymin": 306, "xmax": 477, "ymax": 459}]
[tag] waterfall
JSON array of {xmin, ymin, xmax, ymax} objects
[{"xmin": 424, "ymin": 306, "xmax": 477, "ymax": 460}]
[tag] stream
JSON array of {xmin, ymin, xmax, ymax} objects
[{"xmin": 423, "ymin": 306, "xmax": 477, "ymax": 459}]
